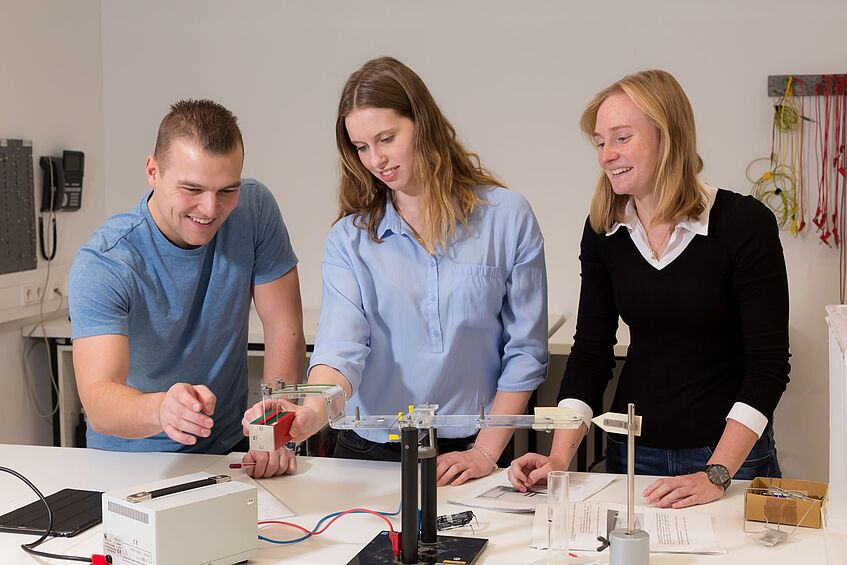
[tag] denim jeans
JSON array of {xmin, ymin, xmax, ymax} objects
[{"xmin": 605, "ymin": 423, "xmax": 781, "ymax": 479}]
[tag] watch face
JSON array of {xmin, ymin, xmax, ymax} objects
[{"xmin": 707, "ymin": 465, "xmax": 730, "ymax": 484}]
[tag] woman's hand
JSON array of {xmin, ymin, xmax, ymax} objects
[
  {"xmin": 436, "ymin": 448, "xmax": 496, "ymax": 486},
  {"xmin": 241, "ymin": 397, "xmax": 326, "ymax": 443},
  {"xmin": 286, "ymin": 398, "xmax": 328, "ymax": 442},
  {"xmin": 642, "ymin": 472, "xmax": 724, "ymax": 508},
  {"xmin": 641, "ymin": 419, "xmax": 755, "ymax": 508},
  {"xmin": 241, "ymin": 399, "xmax": 296, "ymax": 436},
  {"xmin": 507, "ymin": 452, "xmax": 568, "ymax": 492}
]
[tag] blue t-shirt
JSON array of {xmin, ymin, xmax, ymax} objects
[{"xmin": 69, "ymin": 179, "xmax": 297, "ymax": 453}]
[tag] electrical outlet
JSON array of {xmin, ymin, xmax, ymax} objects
[
  {"xmin": 46, "ymin": 280, "xmax": 63, "ymax": 301},
  {"xmin": 21, "ymin": 283, "xmax": 44, "ymax": 306}
]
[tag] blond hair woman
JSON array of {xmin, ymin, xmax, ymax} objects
[{"xmin": 509, "ymin": 70, "xmax": 790, "ymax": 509}]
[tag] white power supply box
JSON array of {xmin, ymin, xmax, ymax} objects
[{"xmin": 102, "ymin": 472, "xmax": 257, "ymax": 565}]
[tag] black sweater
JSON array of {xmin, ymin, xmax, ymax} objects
[{"xmin": 559, "ymin": 189, "xmax": 791, "ymax": 448}]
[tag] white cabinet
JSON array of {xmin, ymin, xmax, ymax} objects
[{"xmin": 826, "ymin": 305, "xmax": 847, "ymax": 535}]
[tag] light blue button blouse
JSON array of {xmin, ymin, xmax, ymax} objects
[{"xmin": 309, "ymin": 186, "xmax": 548, "ymax": 442}]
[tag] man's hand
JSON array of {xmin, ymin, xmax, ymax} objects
[
  {"xmin": 242, "ymin": 447, "xmax": 297, "ymax": 479},
  {"xmin": 435, "ymin": 448, "xmax": 496, "ymax": 486},
  {"xmin": 507, "ymin": 452, "xmax": 568, "ymax": 492},
  {"xmin": 157, "ymin": 383, "xmax": 216, "ymax": 445},
  {"xmin": 642, "ymin": 472, "xmax": 725, "ymax": 508}
]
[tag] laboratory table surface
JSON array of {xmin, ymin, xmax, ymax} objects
[{"xmin": 0, "ymin": 444, "xmax": 843, "ymax": 564}]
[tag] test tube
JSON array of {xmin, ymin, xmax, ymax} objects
[{"xmin": 547, "ymin": 471, "xmax": 570, "ymax": 553}]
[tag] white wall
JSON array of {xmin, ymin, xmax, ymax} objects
[
  {"xmin": 5, "ymin": 1, "xmax": 840, "ymax": 480},
  {"xmin": 0, "ymin": 0, "xmax": 105, "ymax": 444},
  {"xmin": 99, "ymin": 0, "xmax": 843, "ymax": 481}
]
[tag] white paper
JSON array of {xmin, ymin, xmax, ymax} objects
[
  {"xmin": 232, "ymin": 474, "xmax": 296, "ymax": 520},
  {"xmin": 569, "ymin": 475, "xmax": 618, "ymax": 502},
  {"xmin": 531, "ymin": 502, "xmax": 726, "ymax": 555},
  {"xmin": 202, "ymin": 457, "xmax": 296, "ymax": 520},
  {"xmin": 448, "ymin": 471, "xmax": 616, "ymax": 513}
]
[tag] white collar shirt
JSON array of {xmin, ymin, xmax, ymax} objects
[{"xmin": 606, "ymin": 183, "xmax": 718, "ymax": 270}]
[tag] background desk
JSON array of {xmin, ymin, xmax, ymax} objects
[
  {"xmin": 23, "ymin": 311, "xmax": 565, "ymax": 448},
  {"xmin": 548, "ymin": 316, "xmax": 630, "ymax": 357},
  {"xmin": 540, "ymin": 317, "xmax": 631, "ymax": 466},
  {"xmin": 0, "ymin": 443, "xmax": 843, "ymax": 564},
  {"xmin": 21, "ymin": 308, "xmax": 320, "ymax": 448}
]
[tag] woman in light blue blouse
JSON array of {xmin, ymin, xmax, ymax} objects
[{"xmin": 290, "ymin": 57, "xmax": 548, "ymax": 486}]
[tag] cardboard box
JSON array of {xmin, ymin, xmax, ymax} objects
[{"xmin": 745, "ymin": 477, "xmax": 828, "ymax": 529}]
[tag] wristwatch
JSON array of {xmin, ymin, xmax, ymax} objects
[{"xmin": 704, "ymin": 464, "xmax": 732, "ymax": 491}]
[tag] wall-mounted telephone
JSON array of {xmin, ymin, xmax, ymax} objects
[
  {"xmin": 39, "ymin": 150, "xmax": 84, "ymax": 212},
  {"xmin": 38, "ymin": 150, "xmax": 84, "ymax": 260}
]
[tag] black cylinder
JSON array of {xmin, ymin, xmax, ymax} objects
[
  {"xmin": 420, "ymin": 429, "xmax": 437, "ymax": 544},
  {"xmin": 400, "ymin": 426, "xmax": 418, "ymax": 564}
]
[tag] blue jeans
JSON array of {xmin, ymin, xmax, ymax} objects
[
  {"xmin": 605, "ymin": 423, "xmax": 781, "ymax": 479},
  {"xmin": 333, "ymin": 430, "xmax": 515, "ymax": 467}
]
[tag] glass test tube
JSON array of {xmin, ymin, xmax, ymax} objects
[{"xmin": 547, "ymin": 470, "xmax": 570, "ymax": 552}]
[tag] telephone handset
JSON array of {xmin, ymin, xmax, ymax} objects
[
  {"xmin": 39, "ymin": 150, "xmax": 84, "ymax": 212},
  {"xmin": 38, "ymin": 150, "xmax": 84, "ymax": 260}
]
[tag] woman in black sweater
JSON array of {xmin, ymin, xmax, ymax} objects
[{"xmin": 509, "ymin": 70, "xmax": 790, "ymax": 508}]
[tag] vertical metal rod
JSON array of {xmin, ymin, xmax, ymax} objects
[
  {"xmin": 420, "ymin": 428, "xmax": 437, "ymax": 544},
  {"xmin": 627, "ymin": 402, "xmax": 635, "ymax": 535},
  {"xmin": 400, "ymin": 425, "xmax": 419, "ymax": 564}
]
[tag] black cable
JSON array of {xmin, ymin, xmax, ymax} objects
[
  {"xmin": 0, "ymin": 466, "xmax": 107, "ymax": 563},
  {"xmin": 39, "ymin": 157, "xmax": 58, "ymax": 261},
  {"xmin": 38, "ymin": 214, "xmax": 58, "ymax": 261}
]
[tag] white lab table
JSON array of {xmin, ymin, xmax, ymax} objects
[{"xmin": 0, "ymin": 444, "xmax": 843, "ymax": 564}]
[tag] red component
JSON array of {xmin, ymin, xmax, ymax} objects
[
  {"xmin": 254, "ymin": 408, "xmax": 295, "ymax": 451},
  {"xmin": 389, "ymin": 531, "xmax": 400, "ymax": 557},
  {"xmin": 256, "ymin": 408, "xmax": 284, "ymax": 425},
  {"xmin": 90, "ymin": 555, "xmax": 112, "ymax": 564},
  {"xmin": 271, "ymin": 412, "xmax": 295, "ymax": 449}
]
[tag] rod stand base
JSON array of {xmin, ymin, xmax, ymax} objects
[
  {"xmin": 609, "ymin": 528, "xmax": 649, "ymax": 565},
  {"xmin": 347, "ymin": 531, "xmax": 488, "ymax": 564}
]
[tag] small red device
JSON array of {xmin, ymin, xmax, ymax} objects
[{"xmin": 248, "ymin": 408, "xmax": 295, "ymax": 451}]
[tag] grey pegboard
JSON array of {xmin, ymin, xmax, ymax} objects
[
  {"xmin": 0, "ymin": 139, "xmax": 37, "ymax": 275},
  {"xmin": 768, "ymin": 75, "xmax": 847, "ymax": 97}
]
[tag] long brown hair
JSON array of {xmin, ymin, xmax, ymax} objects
[
  {"xmin": 579, "ymin": 70, "xmax": 706, "ymax": 233},
  {"xmin": 335, "ymin": 57, "xmax": 503, "ymax": 253}
]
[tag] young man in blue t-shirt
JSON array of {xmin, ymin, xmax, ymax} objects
[{"xmin": 69, "ymin": 99, "xmax": 303, "ymax": 478}]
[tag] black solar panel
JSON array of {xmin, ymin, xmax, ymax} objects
[{"xmin": 0, "ymin": 488, "xmax": 102, "ymax": 537}]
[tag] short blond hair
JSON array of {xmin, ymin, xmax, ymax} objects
[{"xmin": 580, "ymin": 70, "xmax": 706, "ymax": 233}]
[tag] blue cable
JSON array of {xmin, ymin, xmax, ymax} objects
[{"xmin": 259, "ymin": 502, "xmax": 403, "ymax": 545}]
